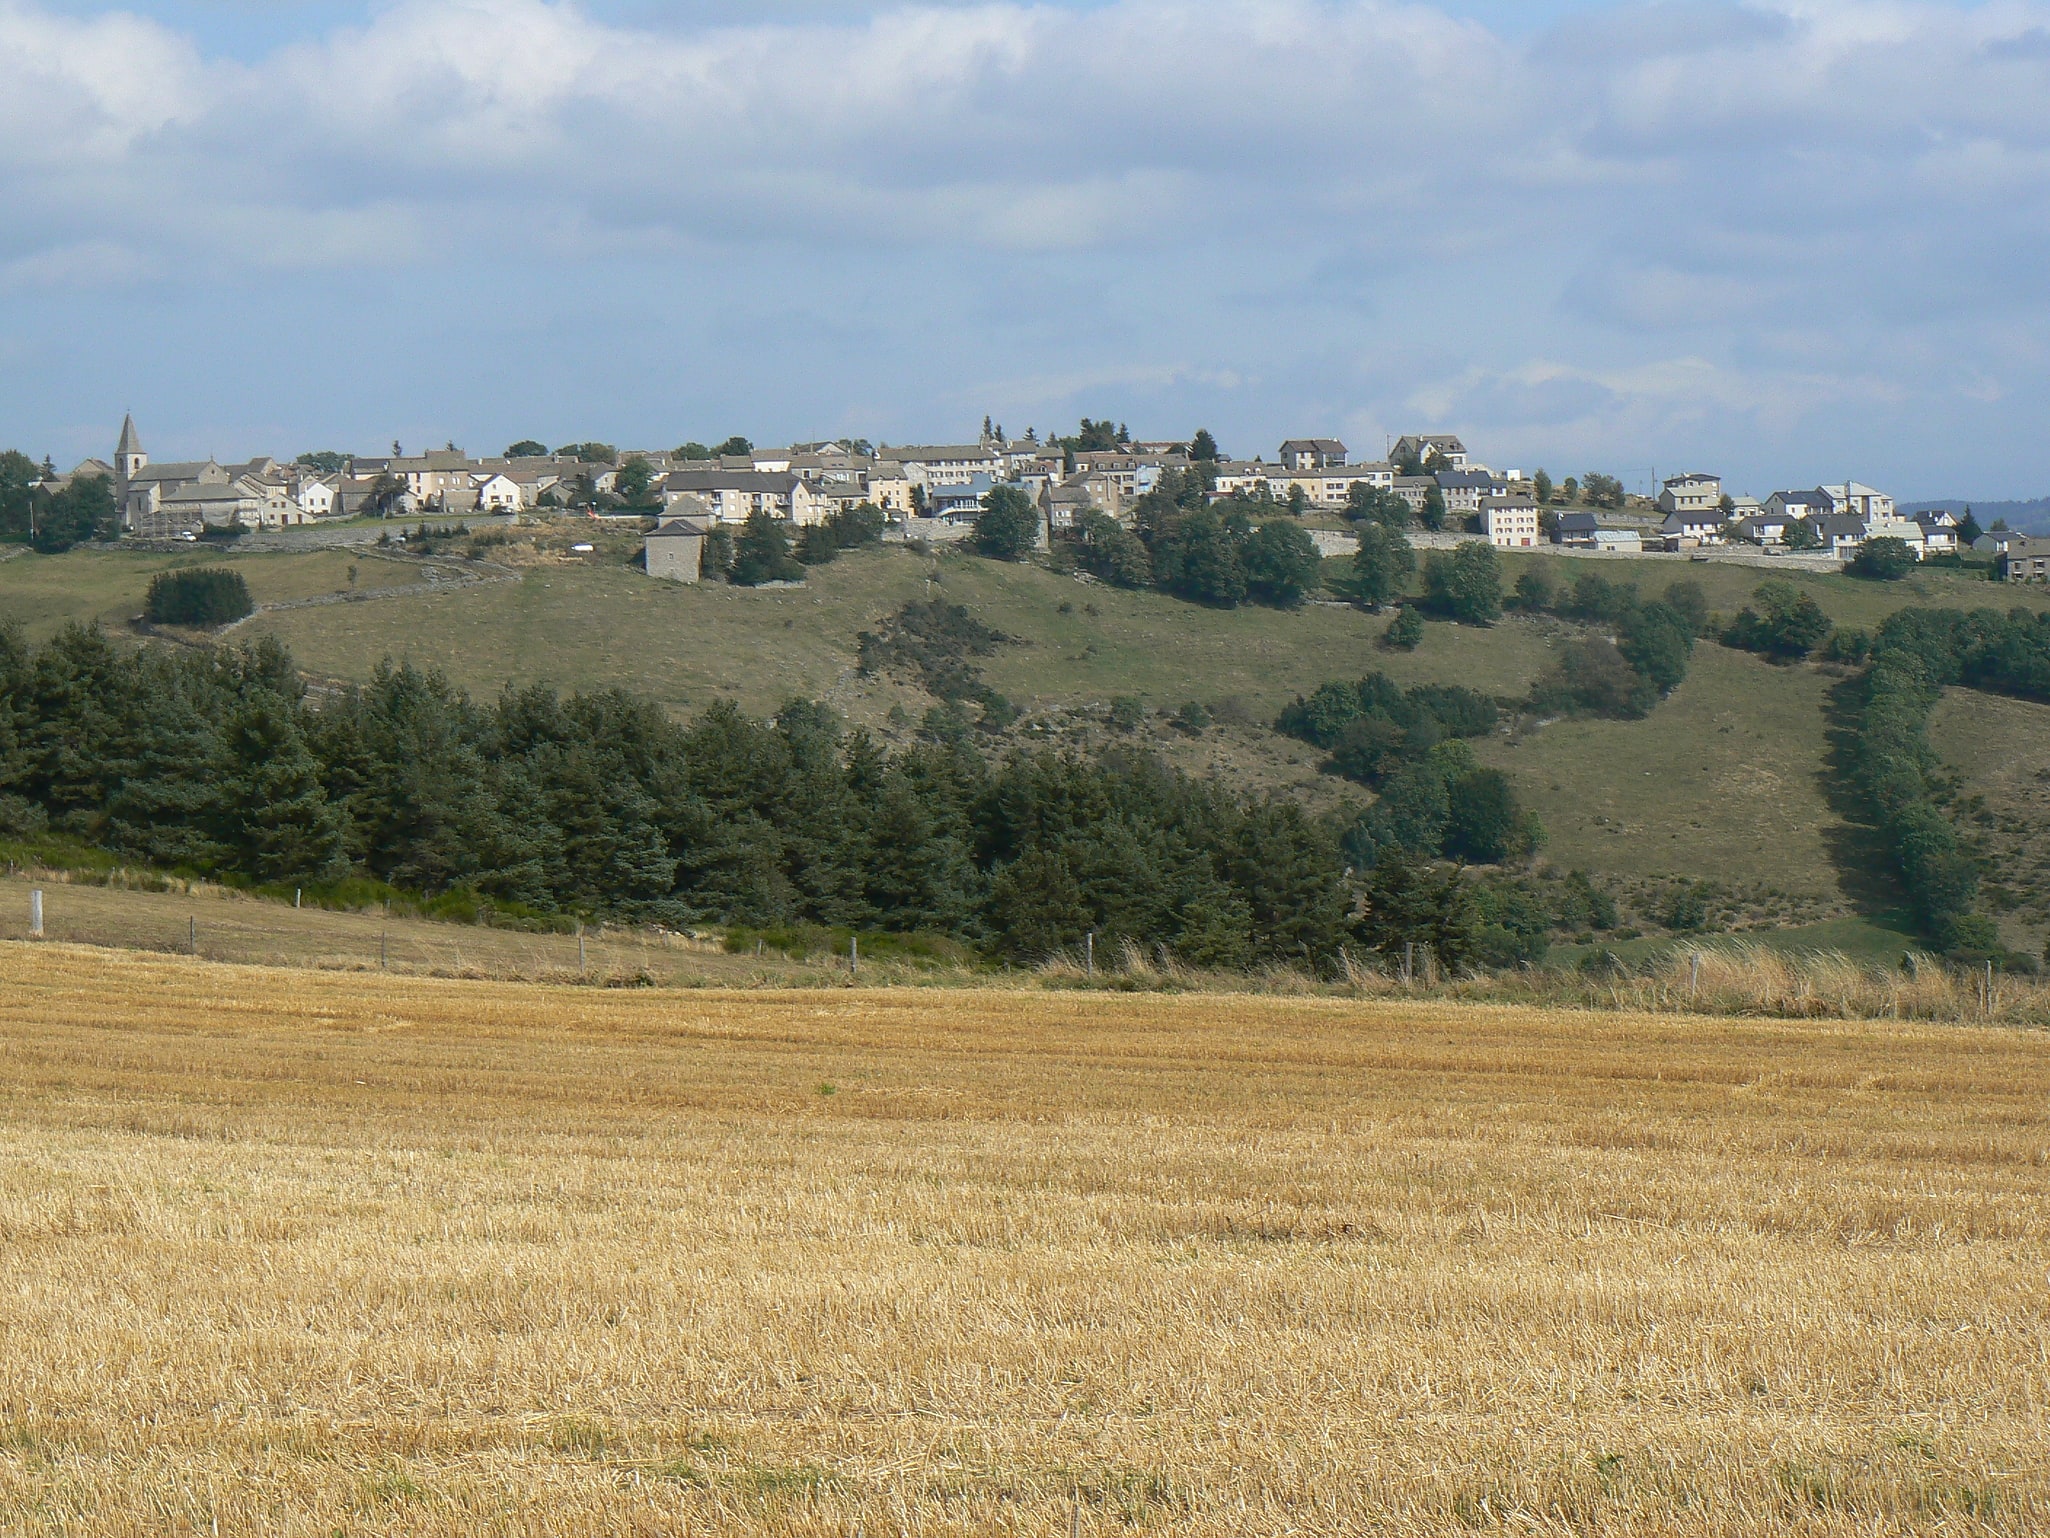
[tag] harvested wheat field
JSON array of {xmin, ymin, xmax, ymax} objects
[{"xmin": 1, "ymin": 944, "xmax": 2047, "ymax": 1535}]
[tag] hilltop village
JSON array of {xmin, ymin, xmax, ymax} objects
[{"xmin": 20, "ymin": 417, "xmax": 2026, "ymax": 579}]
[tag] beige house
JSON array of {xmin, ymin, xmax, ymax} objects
[
  {"xmin": 885, "ymin": 444, "xmax": 1006, "ymax": 490},
  {"xmin": 1481, "ymin": 494, "xmax": 1541, "ymax": 548},
  {"xmin": 1210, "ymin": 461, "xmax": 1395, "ymax": 508},
  {"xmin": 659, "ymin": 469, "xmax": 833, "ymax": 525},
  {"xmin": 1658, "ymin": 472, "xmax": 1721, "ymax": 518}
]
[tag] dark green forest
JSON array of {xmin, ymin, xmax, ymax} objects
[{"xmin": 0, "ymin": 623, "xmax": 1365, "ymax": 966}]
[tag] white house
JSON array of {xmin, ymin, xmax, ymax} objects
[
  {"xmin": 1823, "ymin": 482, "xmax": 1895, "ymax": 521},
  {"xmin": 291, "ymin": 475, "xmax": 337, "ymax": 518},
  {"xmin": 1480, "ymin": 494, "xmax": 1541, "ymax": 548},
  {"xmin": 472, "ymin": 473, "xmax": 523, "ymax": 513},
  {"xmin": 1659, "ymin": 505, "xmax": 1724, "ymax": 546},
  {"xmin": 1914, "ymin": 514, "xmax": 1959, "ymax": 555}
]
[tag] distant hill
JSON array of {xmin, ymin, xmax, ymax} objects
[{"xmin": 1902, "ymin": 496, "xmax": 2050, "ymax": 533}]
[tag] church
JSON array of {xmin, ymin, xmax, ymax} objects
[{"xmin": 93, "ymin": 416, "xmax": 322, "ymax": 537}]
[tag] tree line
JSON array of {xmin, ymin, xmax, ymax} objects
[
  {"xmin": 1058, "ymin": 471, "xmax": 1327, "ymax": 608},
  {"xmin": 0, "ymin": 453, "xmax": 116, "ymax": 553},
  {"xmin": 1836, "ymin": 606, "xmax": 2050, "ymax": 961},
  {"xmin": 0, "ymin": 623, "xmax": 1371, "ymax": 968}
]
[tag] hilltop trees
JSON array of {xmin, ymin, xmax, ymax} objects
[
  {"xmin": 1724, "ymin": 580, "xmax": 1831, "ymax": 660},
  {"xmin": 1069, "ymin": 510, "xmax": 1151, "ymax": 588},
  {"xmin": 1241, "ymin": 520, "xmax": 1323, "ymax": 607},
  {"xmin": 973, "ymin": 486, "xmax": 1041, "ymax": 561},
  {"xmin": 1339, "ymin": 521, "xmax": 1414, "ymax": 610},
  {"xmin": 1150, "ymin": 506, "xmax": 1247, "ymax": 606},
  {"xmin": 729, "ymin": 510, "xmax": 804, "ymax": 585},
  {"xmin": 1421, "ymin": 541, "xmax": 1502, "ymax": 625},
  {"xmin": 31, "ymin": 472, "xmax": 115, "ymax": 553},
  {"xmin": 0, "ymin": 450, "xmax": 41, "ymax": 538},
  {"xmin": 1848, "ymin": 535, "xmax": 1917, "ymax": 580},
  {"xmin": 1580, "ymin": 473, "xmax": 1626, "ymax": 509},
  {"xmin": 614, "ymin": 456, "xmax": 661, "ymax": 510}
]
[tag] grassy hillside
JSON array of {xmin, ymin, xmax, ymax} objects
[
  {"xmin": 1474, "ymin": 642, "xmax": 1851, "ymax": 902},
  {"xmin": 1929, "ymin": 686, "xmax": 2050, "ymax": 958},
  {"xmin": 3, "ymin": 949, "xmax": 2044, "ymax": 1534},
  {"xmin": 10, "ymin": 531, "xmax": 2050, "ymax": 944},
  {"xmin": 0, "ymin": 545, "xmax": 431, "ymax": 641}
]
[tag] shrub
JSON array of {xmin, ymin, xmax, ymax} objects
[
  {"xmin": 145, "ymin": 567, "xmax": 253, "ymax": 627},
  {"xmin": 1420, "ymin": 542, "xmax": 1502, "ymax": 625},
  {"xmin": 1339, "ymin": 522, "xmax": 1415, "ymax": 610},
  {"xmin": 825, "ymin": 502, "xmax": 886, "ymax": 549},
  {"xmin": 1847, "ymin": 536, "xmax": 1917, "ymax": 581},
  {"xmin": 1242, "ymin": 520, "xmax": 1324, "ymax": 608},
  {"xmin": 796, "ymin": 524, "xmax": 839, "ymax": 565},
  {"xmin": 1511, "ymin": 567, "xmax": 1556, "ymax": 612},
  {"xmin": 1532, "ymin": 636, "xmax": 1655, "ymax": 719},
  {"xmin": 973, "ymin": 486, "xmax": 1040, "ymax": 561},
  {"xmin": 728, "ymin": 511, "xmax": 804, "ymax": 585},
  {"xmin": 1066, "ymin": 510, "xmax": 1151, "ymax": 588},
  {"xmin": 1382, "ymin": 606, "xmax": 1424, "ymax": 650},
  {"xmin": 1723, "ymin": 580, "xmax": 1832, "ymax": 660}
]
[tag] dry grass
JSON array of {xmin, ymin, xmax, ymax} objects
[
  {"xmin": 0, "ymin": 870, "xmax": 917, "ymax": 990},
  {"xmin": 1, "ymin": 944, "xmax": 2046, "ymax": 1535}
]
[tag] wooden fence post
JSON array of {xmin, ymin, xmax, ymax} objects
[{"xmin": 29, "ymin": 889, "xmax": 42, "ymax": 938}]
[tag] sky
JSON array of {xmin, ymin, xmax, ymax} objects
[{"xmin": 3, "ymin": 0, "xmax": 2049, "ymax": 498}]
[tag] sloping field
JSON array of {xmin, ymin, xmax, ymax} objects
[
  {"xmin": 1, "ymin": 945, "xmax": 2045, "ymax": 1534},
  {"xmin": 1929, "ymin": 686, "xmax": 2050, "ymax": 956}
]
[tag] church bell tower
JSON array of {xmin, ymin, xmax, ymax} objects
[{"xmin": 115, "ymin": 413, "xmax": 147, "ymax": 485}]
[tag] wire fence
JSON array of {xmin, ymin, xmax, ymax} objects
[{"xmin": 0, "ymin": 871, "xmax": 861, "ymax": 988}]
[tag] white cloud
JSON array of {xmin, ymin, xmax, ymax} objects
[
  {"xmin": 6, "ymin": 0, "xmax": 2050, "ymax": 491},
  {"xmin": 0, "ymin": 3, "xmax": 202, "ymax": 168}
]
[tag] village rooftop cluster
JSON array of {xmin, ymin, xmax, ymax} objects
[{"xmin": 53, "ymin": 417, "xmax": 2017, "ymax": 576}]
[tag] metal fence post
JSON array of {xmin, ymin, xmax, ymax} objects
[{"xmin": 189, "ymin": 915, "xmax": 197, "ymax": 955}]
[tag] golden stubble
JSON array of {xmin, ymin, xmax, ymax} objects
[{"xmin": 0, "ymin": 943, "xmax": 2046, "ymax": 1535}]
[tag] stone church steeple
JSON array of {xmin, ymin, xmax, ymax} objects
[{"xmin": 115, "ymin": 413, "xmax": 146, "ymax": 485}]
